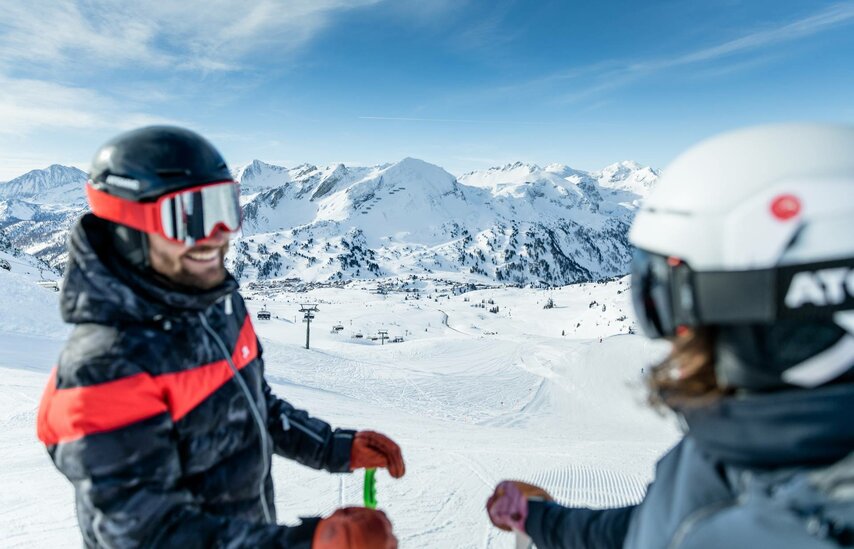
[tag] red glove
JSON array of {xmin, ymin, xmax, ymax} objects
[
  {"xmin": 486, "ymin": 480, "xmax": 553, "ymax": 533},
  {"xmin": 350, "ymin": 431, "xmax": 405, "ymax": 478},
  {"xmin": 313, "ymin": 507, "xmax": 397, "ymax": 549}
]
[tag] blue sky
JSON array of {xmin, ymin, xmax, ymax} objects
[{"xmin": 1, "ymin": 0, "xmax": 853, "ymax": 181}]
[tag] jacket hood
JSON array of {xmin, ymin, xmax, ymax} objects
[
  {"xmin": 682, "ymin": 382, "xmax": 854, "ymax": 468},
  {"xmin": 61, "ymin": 214, "xmax": 238, "ymax": 325}
]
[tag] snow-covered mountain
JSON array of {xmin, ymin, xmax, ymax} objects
[
  {"xmin": 231, "ymin": 160, "xmax": 305, "ymax": 196},
  {"xmin": 595, "ymin": 160, "xmax": 658, "ymax": 197},
  {"xmin": 0, "ymin": 158, "xmax": 658, "ymax": 286},
  {"xmin": 0, "ymin": 166, "xmax": 88, "ymax": 268},
  {"xmin": 230, "ymin": 157, "xmax": 657, "ymax": 286},
  {"xmin": 0, "ymin": 165, "xmax": 87, "ymax": 204}
]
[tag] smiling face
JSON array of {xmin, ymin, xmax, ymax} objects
[{"xmin": 148, "ymin": 229, "xmax": 230, "ymax": 290}]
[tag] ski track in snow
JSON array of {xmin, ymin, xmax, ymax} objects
[
  {"xmin": 529, "ymin": 466, "xmax": 646, "ymax": 508},
  {"xmin": 0, "ymin": 278, "xmax": 679, "ymax": 547}
]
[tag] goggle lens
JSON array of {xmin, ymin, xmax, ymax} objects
[
  {"xmin": 159, "ymin": 182, "xmax": 241, "ymax": 245},
  {"xmin": 631, "ymin": 248, "xmax": 677, "ymax": 338}
]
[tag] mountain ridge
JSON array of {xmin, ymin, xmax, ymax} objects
[
  {"xmin": 0, "ymin": 158, "xmax": 657, "ymax": 286},
  {"xmin": 0, "ymin": 165, "xmax": 88, "ymax": 204}
]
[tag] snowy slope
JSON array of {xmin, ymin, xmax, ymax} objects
[
  {"xmin": 0, "ymin": 266, "xmax": 67, "ymax": 339},
  {"xmin": 0, "ymin": 203, "xmax": 84, "ymax": 269},
  {"xmin": 0, "ymin": 232, "xmax": 75, "ymax": 547},
  {"xmin": 0, "ymin": 276, "xmax": 678, "ymax": 548},
  {"xmin": 0, "ymin": 231, "xmax": 67, "ymax": 338}
]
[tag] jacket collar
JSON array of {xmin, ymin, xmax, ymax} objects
[
  {"xmin": 61, "ymin": 214, "xmax": 238, "ymax": 325},
  {"xmin": 682, "ymin": 382, "xmax": 854, "ymax": 469}
]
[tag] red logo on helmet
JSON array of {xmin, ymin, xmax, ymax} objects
[{"xmin": 770, "ymin": 194, "xmax": 801, "ymax": 221}]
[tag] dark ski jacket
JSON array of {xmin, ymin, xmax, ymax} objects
[
  {"xmin": 525, "ymin": 383, "xmax": 854, "ymax": 548},
  {"xmin": 37, "ymin": 214, "xmax": 355, "ymax": 548}
]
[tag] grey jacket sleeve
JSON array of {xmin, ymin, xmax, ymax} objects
[
  {"xmin": 525, "ymin": 501, "xmax": 636, "ymax": 549},
  {"xmin": 263, "ymin": 380, "xmax": 355, "ymax": 472}
]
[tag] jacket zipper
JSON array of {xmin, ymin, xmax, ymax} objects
[
  {"xmin": 198, "ymin": 312, "xmax": 273, "ymax": 525},
  {"xmin": 668, "ymin": 498, "xmax": 738, "ymax": 549}
]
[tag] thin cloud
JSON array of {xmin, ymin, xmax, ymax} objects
[
  {"xmin": 554, "ymin": 2, "xmax": 854, "ymax": 103},
  {"xmin": 0, "ymin": 0, "xmax": 385, "ymax": 74},
  {"xmin": 432, "ymin": 2, "xmax": 854, "ymax": 107},
  {"xmin": 449, "ymin": 0, "xmax": 523, "ymax": 52},
  {"xmin": 359, "ymin": 116, "xmax": 558, "ymax": 126},
  {"xmin": 0, "ymin": 3, "xmax": 172, "ymax": 73},
  {"xmin": 690, "ymin": 53, "xmax": 786, "ymax": 80},
  {"xmin": 0, "ymin": 77, "xmax": 112, "ymax": 134},
  {"xmin": 630, "ymin": 2, "xmax": 854, "ymax": 72},
  {"xmin": 0, "ymin": 75, "xmax": 184, "ymax": 135},
  {"xmin": 0, "ymin": 0, "xmax": 384, "ymax": 135},
  {"xmin": 361, "ymin": 116, "xmax": 491, "ymax": 123}
]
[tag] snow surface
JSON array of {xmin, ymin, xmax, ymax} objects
[
  {"xmin": 0, "ymin": 237, "xmax": 67, "ymax": 338},
  {"xmin": 0, "ymin": 276, "xmax": 679, "ymax": 547}
]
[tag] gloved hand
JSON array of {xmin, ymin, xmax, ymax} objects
[
  {"xmin": 350, "ymin": 431, "xmax": 405, "ymax": 478},
  {"xmin": 486, "ymin": 480, "xmax": 553, "ymax": 533},
  {"xmin": 313, "ymin": 507, "xmax": 397, "ymax": 549}
]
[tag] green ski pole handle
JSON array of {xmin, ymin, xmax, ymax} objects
[{"xmin": 363, "ymin": 468, "xmax": 377, "ymax": 509}]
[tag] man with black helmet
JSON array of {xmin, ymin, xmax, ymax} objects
[
  {"xmin": 486, "ymin": 124, "xmax": 854, "ymax": 548},
  {"xmin": 37, "ymin": 126, "xmax": 404, "ymax": 548}
]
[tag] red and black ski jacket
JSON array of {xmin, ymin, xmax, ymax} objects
[{"xmin": 37, "ymin": 214, "xmax": 354, "ymax": 548}]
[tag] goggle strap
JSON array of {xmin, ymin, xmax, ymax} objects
[
  {"xmin": 86, "ymin": 183, "xmax": 161, "ymax": 233},
  {"xmin": 693, "ymin": 258, "xmax": 854, "ymax": 324}
]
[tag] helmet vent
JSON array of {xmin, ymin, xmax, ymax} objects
[{"xmin": 156, "ymin": 169, "xmax": 192, "ymax": 178}]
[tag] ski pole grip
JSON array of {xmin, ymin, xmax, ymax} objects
[{"xmin": 363, "ymin": 468, "xmax": 377, "ymax": 509}]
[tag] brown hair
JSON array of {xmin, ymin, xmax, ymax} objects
[{"xmin": 646, "ymin": 327, "xmax": 731, "ymax": 410}]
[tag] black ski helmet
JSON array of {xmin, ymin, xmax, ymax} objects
[{"xmin": 87, "ymin": 126, "xmax": 233, "ymax": 269}]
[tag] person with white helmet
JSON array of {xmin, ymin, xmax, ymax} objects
[{"xmin": 486, "ymin": 124, "xmax": 854, "ymax": 548}]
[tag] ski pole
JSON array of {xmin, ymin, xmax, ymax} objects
[
  {"xmin": 514, "ymin": 495, "xmax": 548, "ymax": 548},
  {"xmin": 363, "ymin": 468, "xmax": 377, "ymax": 509},
  {"xmin": 515, "ymin": 532, "xmax": 534, "ymax": 549}
]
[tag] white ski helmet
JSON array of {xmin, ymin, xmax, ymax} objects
[{"xmin": 629, "ymin": 123, "xmax": 854, "ymax": 390}]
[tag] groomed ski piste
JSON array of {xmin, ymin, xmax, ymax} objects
[{"xmin": 0, "ymin": 266, "xmax": 680, "ymax": 548}]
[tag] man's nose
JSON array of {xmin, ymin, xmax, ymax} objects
[{"xmin": 202, "ymin": 227, "xmax": 232, "ymax": 245}]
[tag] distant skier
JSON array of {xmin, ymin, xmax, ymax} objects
[
  {"xmin": 486, "ymin": 124, "xmax": 854, "ymax": 548},
  {"xmin": 37, "ymin": 127, "xmax": 404, "ymax": 548}
]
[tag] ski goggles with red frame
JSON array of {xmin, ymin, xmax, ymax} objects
[{"xmin": 86, "ymin": 180, "xmax": 241, "ymax": 246}]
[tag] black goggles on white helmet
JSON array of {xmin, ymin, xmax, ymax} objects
[{"xmin": 631, "ymin": 248, "xmax": 854, "ymax": 339}]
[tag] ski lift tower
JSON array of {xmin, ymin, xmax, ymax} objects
[
  {"xmin": 377, "ymin": 330, "xmax": 389, "ymax": 346},
  {"xmin": 299, "ymin": 304, "xmax": 319, "ymax": 349}
]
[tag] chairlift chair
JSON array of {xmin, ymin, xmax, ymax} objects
[{"xmin": 37, "ymin": 280, "xmax": 60, "ymax": 292}]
